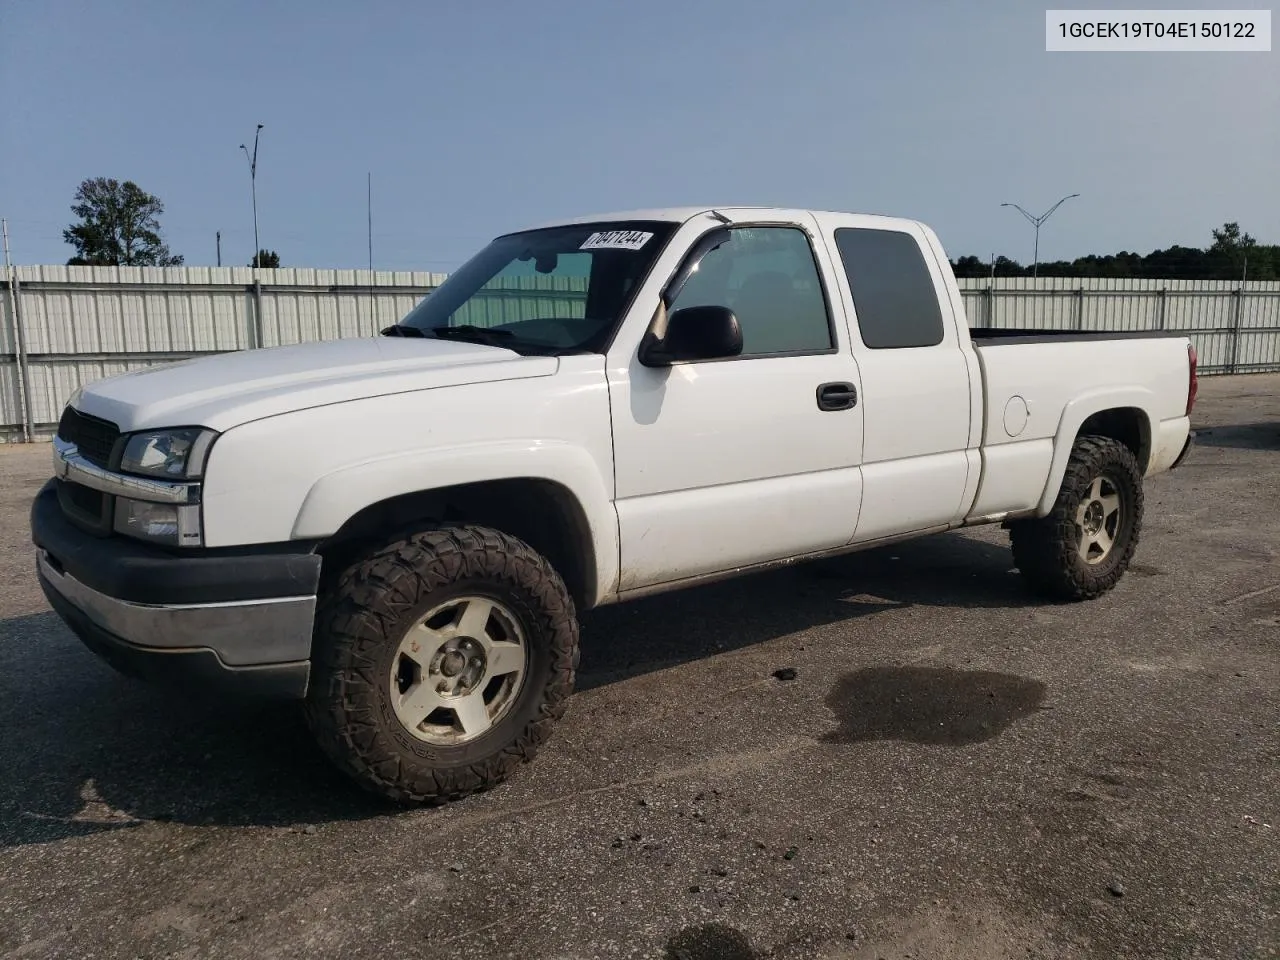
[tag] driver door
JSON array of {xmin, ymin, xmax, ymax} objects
[{"xmin": 606, "ymin": 211, "xmax": 865, "ymax": 593}]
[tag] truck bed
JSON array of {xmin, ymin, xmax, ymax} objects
[{"xmin": 964, "ymin": 325, "xmax": 1193, "ymax": 523}]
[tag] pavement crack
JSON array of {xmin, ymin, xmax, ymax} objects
[
  {"xmin": 1221, "ymin": 582, "xmax": 1280, "ymax": 606},
  {"xmin": 424, "ymin": 741, "xmax": 811, "ymax": 842},
  {"xmin": 427, "ymin": 916, "xmax": 509, "ymax": 947}
]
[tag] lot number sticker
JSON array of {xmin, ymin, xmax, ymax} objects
[{"xmin": 580, "ymin": 230, "xmax": 654, "ymax": 251}]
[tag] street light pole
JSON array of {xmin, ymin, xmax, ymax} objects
[
  {"xmin": 1000, "ymin": 193, "xmax": 1079, "ymax": 278},
  {"xmin": 239, "ymin": 124, "xmax": 264, "ymax": 267}
]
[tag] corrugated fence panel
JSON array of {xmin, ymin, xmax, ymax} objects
[
  {"xmin": 0, "ymin": 365, "xmax": 21, "ymax": 434},
  {"xmin": 0, "ymin": 276, "xmax": 17, "ymax": 356},
  {"xmin": 1166, "ymin": 291, "xmax": 1236, "ymax": 331},
  {"xmin": 1241, "ymin": 292, "xmax": 1280, "ymax": 329},
  {"xmin": 14, "ymin": 265, "xmax": 257, "ymax": 356},
  {"xmin": 2, "ymin": 269, "xmax": 1278, "ymax": 440},
  {"xmin": 1084, "ymin": 291, "xmax": 1161, "ymax": 332}
]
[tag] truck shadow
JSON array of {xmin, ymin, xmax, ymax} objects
[
  {"xmin": 0, "ymin": 628, "xmax": 371, "ymax": 848},
  {"xmin": 0, "ymin": 531, "xmax": 1033, "ymax": 847},
  {"xmin": 1193, "ymin": 422, "xmax": 1280, "ymax": 451},
  {"xmin": 577, "ymin": 530, "xmax": 1031, "ymax": 690}
]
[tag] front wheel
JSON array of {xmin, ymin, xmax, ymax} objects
[
  {"xmin": 304, "ymin": 525, "xmax": 579, "ymax": 805},
  {"xmin": 1009, "ymin": 435, "xmax": 1144, "ymax": 601}
]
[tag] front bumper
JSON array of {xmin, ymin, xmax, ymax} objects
[{"xmin": 31, "ymin": 480, "xmax": 321, "ymax": 699}]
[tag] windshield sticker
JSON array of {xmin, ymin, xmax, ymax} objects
[{"xmin": 580, "ymin": 230, "xmax": 654, "ymax": 251}]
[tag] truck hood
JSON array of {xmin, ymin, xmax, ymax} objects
[{"xmin": 72, "ymin": 336, "xmax": 558, "ymax": 434}]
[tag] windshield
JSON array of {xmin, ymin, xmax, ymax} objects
[{"xmin": 392, "ymin": 220, "xmax": 679, "ymax": 354}]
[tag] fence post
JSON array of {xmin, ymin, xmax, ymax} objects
[
  {"xmin": 1075, "ymin": 287, "xmax": 1085, "ymax": 330},
  {"xmin": 1228, "ymin": 288, "xmax": 1244, "ymax": 374},
  {"xmin": 2, "ymin": 221, "xmax": 33, "ymax": 442},
  {"xmin": 1157, "ymin": 289, "xmax": 1167, "ymax": 330},
  {"xmin": 985, "ymin": 284, "xmax": 995, "ymax": 327},
  {"xmin": 252, "ymin": 279, "xmax": 265, "ymax": 349},
  {"xmin": 11, "ymin": 275, "xmax": 34, "ymax": 441}
]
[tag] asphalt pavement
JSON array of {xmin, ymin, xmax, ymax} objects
[{"xmin": 1, "ymin": 374, "xmax": 1277, "ymax": 960}]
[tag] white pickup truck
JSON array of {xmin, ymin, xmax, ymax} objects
[{"xmin": 33, "ymin": 206, "xmax": 1197, "ymax": 804}]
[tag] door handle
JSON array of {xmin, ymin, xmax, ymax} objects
[{"xmin": 816, "ymin": 382, "xmax": 858, "ymax": 412}]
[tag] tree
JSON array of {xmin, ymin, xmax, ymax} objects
[
  {"xmin": 950, "ymin": 255, "xmax": 989, "ymax": 278},
  {"xmin": 248, "ymin": 249, "xmax": 280, "ymax": 268},
  {"xmin": 1210, "ymin": 221, "xmax": 1256, "ymax": 253},
  {"xmin": 63, "ymin": 178, "xmax": 183, "ymax": 266},
  {"xmin": 992, "ymin": 255, "xmax": 1024, "ymax": 278},
  {"xmin": 1209, "ymin": 221, "xmax": 1257, "ymax": 280}
]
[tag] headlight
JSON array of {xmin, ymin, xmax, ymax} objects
[
  {"xmin": 119, "ymin": 428, "xmax": 216, "ymax": 479},
  {"xmin": 114, "ymin": 498, "xmax": 203, "ymax": 546}
]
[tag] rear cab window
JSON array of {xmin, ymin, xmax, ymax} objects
[{"xmin": 832, "ymin": 228, "xmax": 946, "ymax": 349}]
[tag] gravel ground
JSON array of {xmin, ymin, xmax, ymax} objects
[{"xmin": 0, "ymin": 374, "xmax": 1277, "ymax": 960}]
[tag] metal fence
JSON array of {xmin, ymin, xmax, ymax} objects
[
  {"xmin": 2, "ymin": 265, "xmax": 1278, "ymax": 442},
  {"xmin": 956, "ymin": 276, "xmax": 1280, "ymax": 376}
]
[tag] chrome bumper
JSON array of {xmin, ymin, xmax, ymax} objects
[
  {"xmin": 52, "ymin": 436, "xmax": 200, "ymax": 504},
  {"xmin": 37, "ymin": 549, "xmax": 316, "ymax": 668}
]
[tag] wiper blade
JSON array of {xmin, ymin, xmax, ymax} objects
[
  {"xmin": 429, "ymin": 324, "xmax": 516, "ymax": 345},
  {"xmin": 380, "ymin": 323, "xmax": 426, "ymax": 338}
]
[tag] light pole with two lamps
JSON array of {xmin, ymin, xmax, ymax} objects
[
  {"xmin": 1000, "ymin": 193, "xmax": 1079, "ymax": 278},
  {"xmin": 239, "ymin": 124, "xmax": 264, "ymax": 267}
]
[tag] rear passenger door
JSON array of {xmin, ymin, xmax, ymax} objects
[{"xmin": 820, "ymin": 217, "xmax": 980, "ymax": 542}]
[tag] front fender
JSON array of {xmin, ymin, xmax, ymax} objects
[
  {"xmin": 290, "ymin": 439, "xmax": 619, "ymax": 603},
  {"xmin": 1035, "ymin": 388, "xmax": 1155, "ymax": 516}
]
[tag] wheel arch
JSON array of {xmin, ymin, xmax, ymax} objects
[
  {"xmin": 1035, "ymin": 391, "xmax": 1155, "ymax": 517},
  {"xmin": 316, "ymin": 477, "xmax": 600, "ymax": 611},
  {"xmin": 295, "ymin": 443, "xmax": 617, "ymax": 609},
  {"xmin": 1077, "ymin": 407, "xmax": 1151, "ymax": 469}
]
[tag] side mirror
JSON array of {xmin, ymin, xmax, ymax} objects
[{"xmin": 639, "ymin": 305, "xmax": 743, "ymax": 367}]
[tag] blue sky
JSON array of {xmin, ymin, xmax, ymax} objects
[{"xmin": 1, "ymin": 0, "xmax": 1275, "ymax": 270}]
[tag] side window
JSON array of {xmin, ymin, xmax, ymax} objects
[
  {"xmin": 833, "ymin": 228, "xmax": 945, "ymax": 349},
  {"xmin": 670, "ymin": 226, "xmax": 833, "ymax": 357}
]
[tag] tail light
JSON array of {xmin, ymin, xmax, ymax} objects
[{"xmin": 1186, "ymin": 343, "xmax": 1198, "ymax": 416}]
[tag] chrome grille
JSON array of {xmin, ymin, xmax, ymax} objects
[{"xmin": 56, "ymin": 407, "xmax": 120, "ymax": 469}]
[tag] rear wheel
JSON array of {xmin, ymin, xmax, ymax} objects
[
  {"xmin": 304, "ymin": 525, "xmax": 578, "ymax": 805},
  {"xmin": 1009, "ymin": 435, "xmax": 1144, "ymax": 601}
]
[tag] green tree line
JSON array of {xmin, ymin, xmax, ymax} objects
[{"xmin": 952, "ymin": 223, "xmax": 1273, "ymax": 281}]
